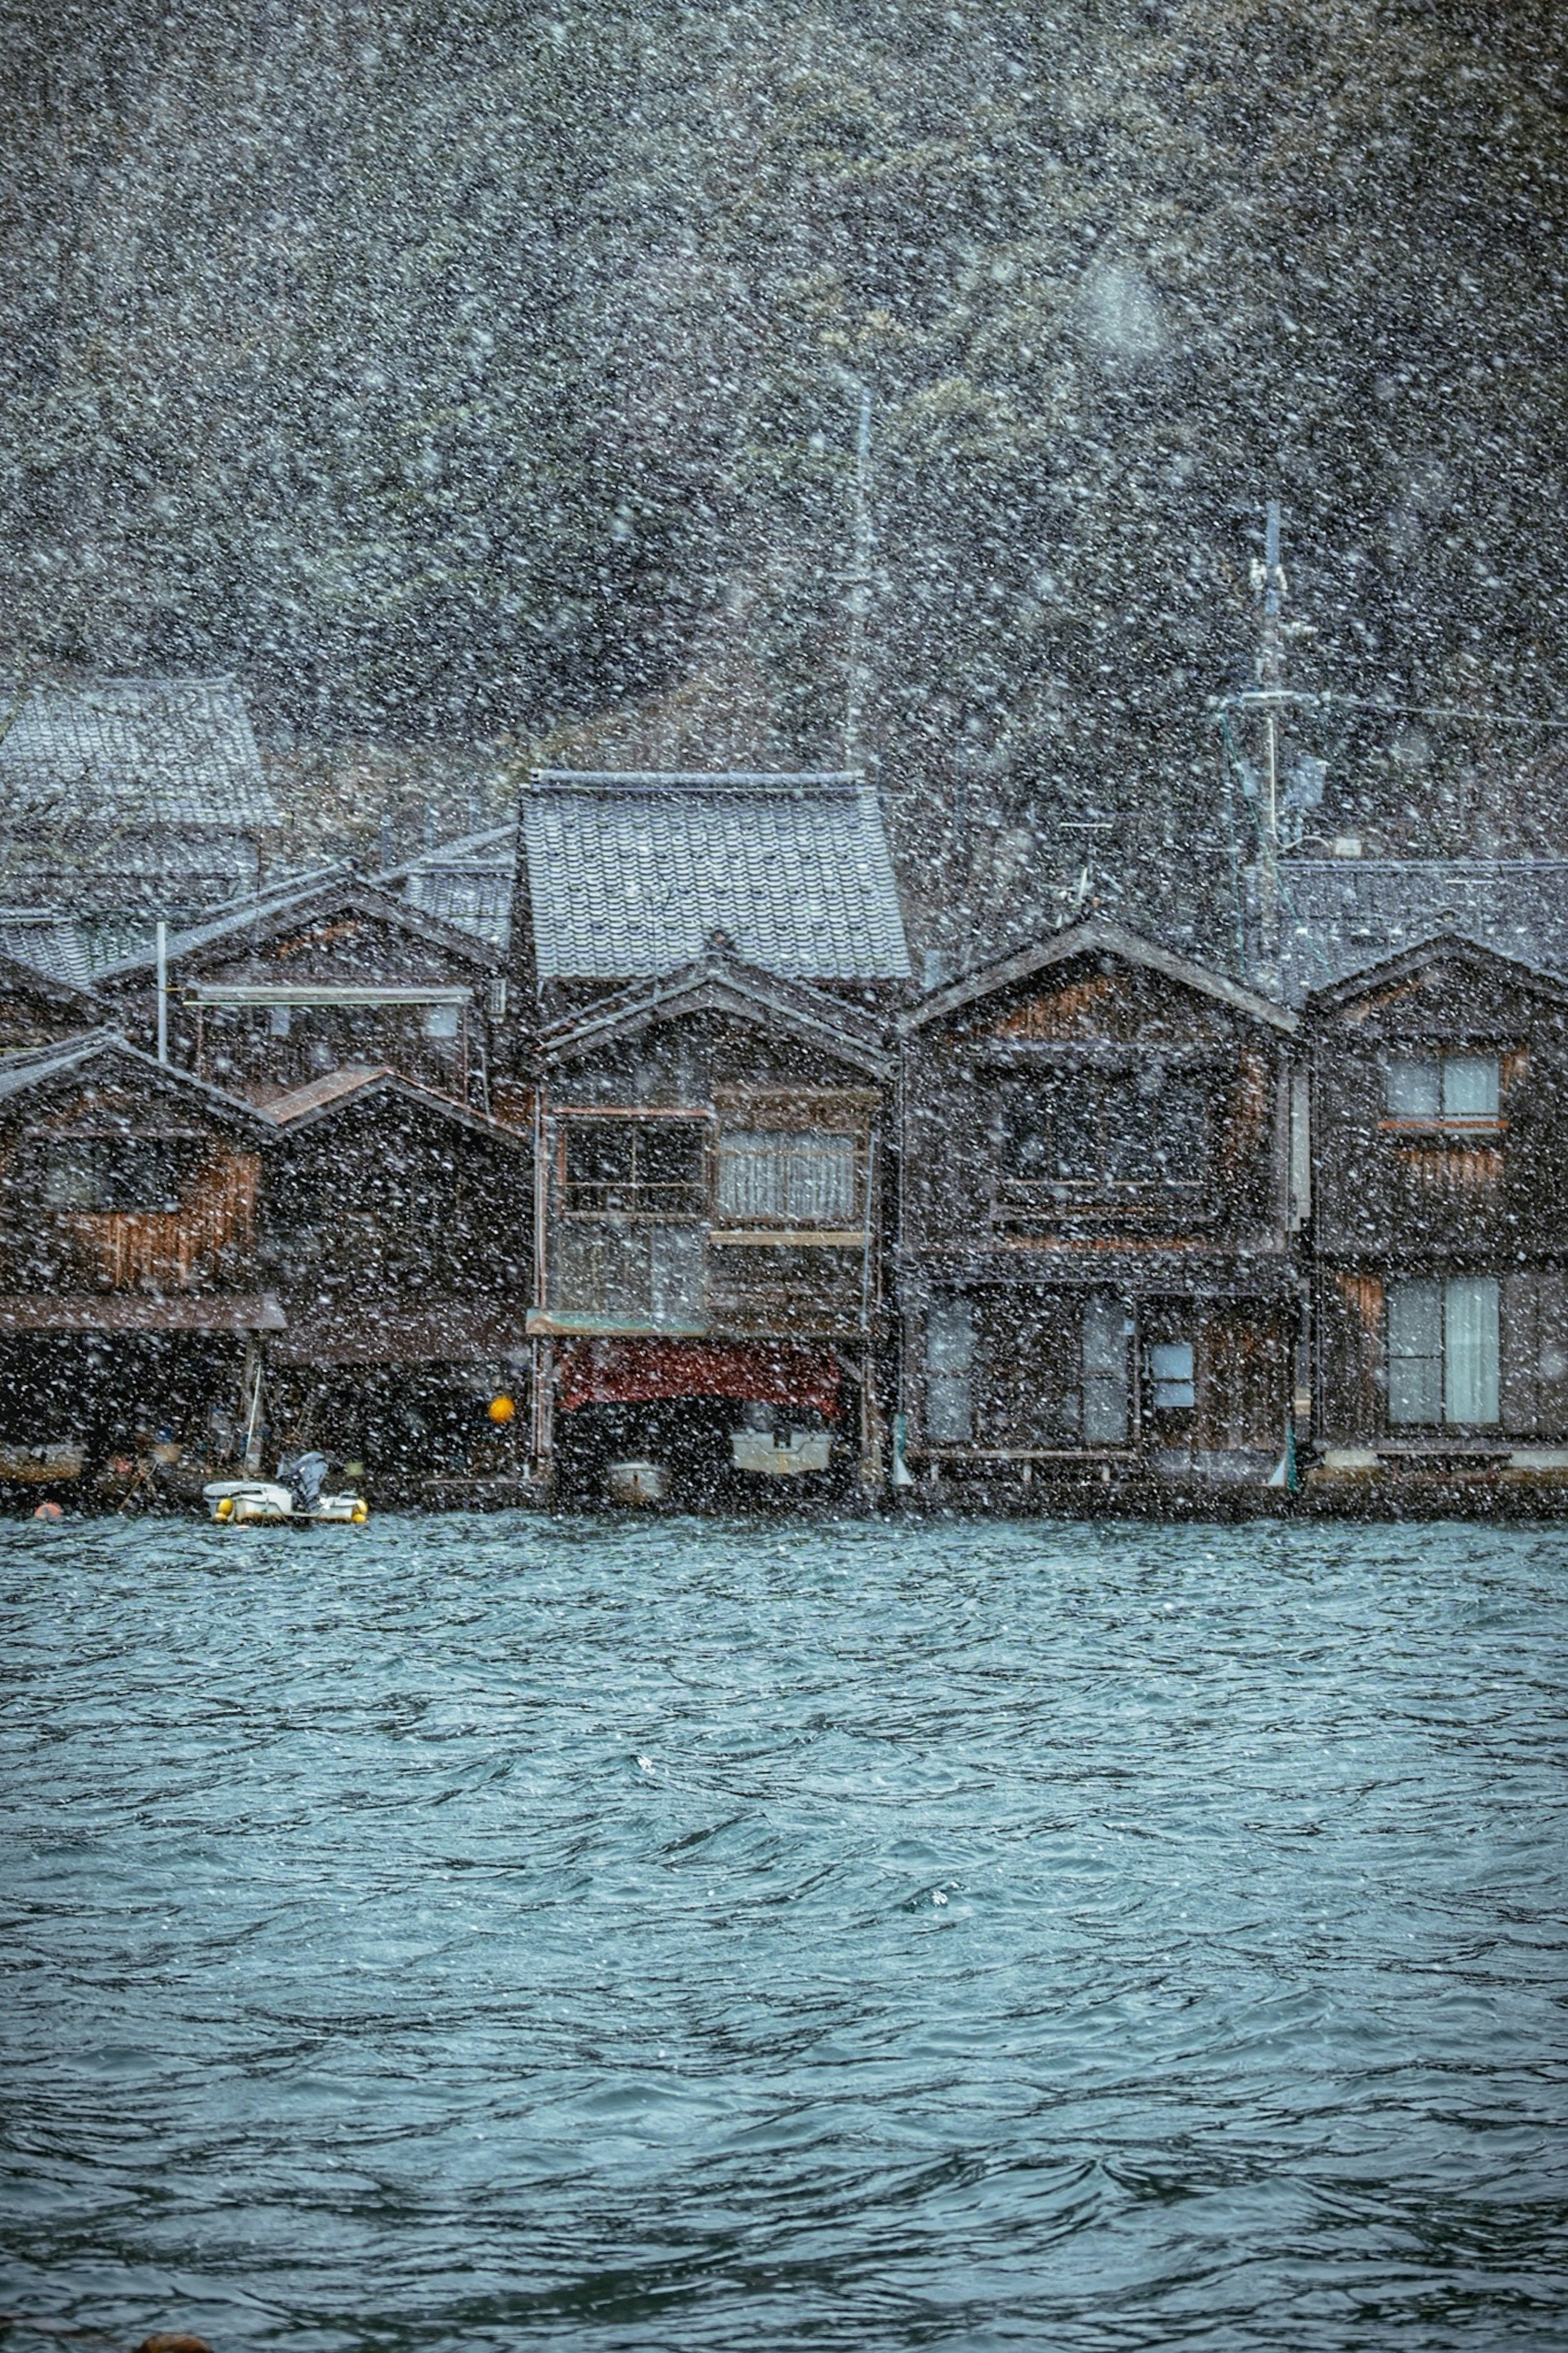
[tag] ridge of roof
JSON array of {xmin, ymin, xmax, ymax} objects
[
  {"xmin": 530, "ymin": 768, "xmax": 862, "ymax": 793},
  {"xmin": 0, "ymin": 1028, "xmax": 278, "ymax": 1128},
  {"xmin": 91, "ymin": 868, "xmax": 501, "ymax": 982},
  {"xmin": 1304, "ymin": 927, "xmax": 1568, "ymax": 1010},
  {"xmin": 902, "ymin": 919, "xmax": 1297, "ymax": 1035},
  {"xmin": 538, "ymin": 950, "xmax": 893, "ymax": 1075},
  {"xmin": 265, "ymin": 1062, "xmax": 523, "ymax": 1140}
]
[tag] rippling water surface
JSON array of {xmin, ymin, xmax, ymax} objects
[{"xmin": 1, "ymin": 1513, "xmax": 1565, "ymax": 2351}]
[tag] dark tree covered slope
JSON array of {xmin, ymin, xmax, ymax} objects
[{"xmin": 3, "ymin": 0, "xmax": 1564, "ymax": 960}]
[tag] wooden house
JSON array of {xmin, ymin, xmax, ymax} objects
[
  {"xmin": 260, "ymin": 1067, "xmax": 533, "ymax": 1502},
  {"xmin": 528, "ymin": 952, "xmax": 896, "ymax": 1503},
  {"xmin": 1303, "ymin": 933, "xmax": 1568, "ymax": 1501},
  {"xmin": 897, "ymin": 922, "xmax": 1301, "ymax": 1506},
  {"xmin": 0, "ymin": 1033, "xmax": 281, "ymax": 1494},
  {"xmin": 93, "ymin": 872, "xmax": 508, "ymax": 1112}
]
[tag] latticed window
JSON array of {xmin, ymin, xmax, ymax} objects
[
  {"xmin": 561, "ymin": 1119, "xmax": 706, "ymax": 1216},
  {"xmin": 714, "ymin": 1132, "xmax": 860, "ymax": 1226}
]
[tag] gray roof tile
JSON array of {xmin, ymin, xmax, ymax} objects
[
  {"xmin": 0, "ymin": 677, "xmax": 278, "ymax": 832},
  {"xmin": 1269, "ymin": 860, "xmax": 1568, "ymax": 1004},
  {"xmin": 522, "ymin": 772, "xmax": 910, "ymax": 982}
]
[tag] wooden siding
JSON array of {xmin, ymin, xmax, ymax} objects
[{"xmin": 50, "ymin": 1148, "xmax": 259, "ymax": 1291}]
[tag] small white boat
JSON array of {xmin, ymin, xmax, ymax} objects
[{"xmin": 203, "ymin": 1479, "xmax": 368, "ymax": 1526}]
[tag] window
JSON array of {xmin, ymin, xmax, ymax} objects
[
  {"xmin": 1082, "ymin": 1294, "xmax": 1130, "ymax": 1442},
  {"xmin": 1148, "ymin": 1340, "xmax": 1196, "ymax": 1412},
  {"xmin": 1384, "ymin": 1054, "xmax": 1500, "ymax": 1129},
  {"xmin": 36, "ymin": 1139, "xmax": 190, "ymax": 1213},
  {"xmin": 925, "ymin": 1299, "xmax": 973, "ymax": 1442},
  {"xmin": 1387, "ymin": 1276, "xmax": 1499, "ymax": 1425},
  {"xmin": 561, "ymin": 1119, "xmax": 706, "ymax": 1216},
  {"xmin": 422, "ymin": 1002, "xmax": 462, "ymax": 1040},
  {"xmin": 715, "ymin": 1132, "xmax": 859, "ymax": 1226},
  {"xmin": 998, "ymin": 1069, "xmax": 1207, "ymax": 1193}
]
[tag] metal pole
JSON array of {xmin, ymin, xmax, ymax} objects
[
  {"xmin": 155, "ymin": 920, "xmax": 169, "ymax": 1064},
  {"xmin": 844, "ymin": 385, "xmax": 873, "ymax": 771}
]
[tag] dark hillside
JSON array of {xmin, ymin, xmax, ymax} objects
[{"xmin": 3, "ymin": 0, "xmax": 1564, "ymax": 964}]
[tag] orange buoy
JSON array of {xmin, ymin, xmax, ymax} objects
[
  {"xmin": 487, "ymin": 1394, "xmax": 515, "ymax": 1425},
  {"xmin": 32, "ymin": 1500, "xmax": 63, "ymax": 1521}
]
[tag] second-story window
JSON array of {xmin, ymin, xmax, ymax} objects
[
  {"xmin": 714, "ymin": 1132, "xmax": 860, "ymax": 1226},
  {"xmin": 35, "ymin": 1138, "xmax": 191, "ymax": 1213},
  {"xmin": 561, "ymin": 1118, "xmax": 706, "ymax": 1216},
  {"xmin": 1384, "ymin": 1053, "xmax": 1500, "ymax": 1130},
  {"xmin": 998, "ymin": 1070, "xmax": 1207, "ymax": 1193}
]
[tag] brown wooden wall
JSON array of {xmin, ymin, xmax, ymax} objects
[
  {"xmin": 0, "ymin": 1074, "xmax": 262, "ymax": 1295},
  {"xmin": 903, "ymin": 957, "xmax": 1289, "ymax": 1260},
  {"xmin": 1309, "ymin": 954, "xmax": 1568, "ymax": 1260}
]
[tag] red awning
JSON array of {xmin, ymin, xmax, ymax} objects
[{"xmin": 556, "ymin": 1338, "xmax": 843, "ymax": 1418}]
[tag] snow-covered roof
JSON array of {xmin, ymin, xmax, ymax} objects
[
  {"xmin": 0, "ymin": 676, "xmax": 279, "ymax": 832},
  {"xmin": 521, "ymin": 771, "xmax": 910, "ymax": 984},
  {"xmin": 1271, "ymin": 859, "xmax": 1568, "ymax": 1006},
  {"xmin": 379, "ymin": 823, "xmax": 517, "ymax": 951}
]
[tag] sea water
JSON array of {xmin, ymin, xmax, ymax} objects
[{"xmin": 1, "ymin": 1514, "xmax": 1564, "ymax": 2351}]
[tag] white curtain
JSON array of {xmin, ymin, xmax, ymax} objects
[
  {"xmin": 1445, "ymin": 1276, "xmax": 1500, "ymax": 1423},
  {"xmin": 717, "ymin": 1133, "xmax": 858, "ymax": 1223}
]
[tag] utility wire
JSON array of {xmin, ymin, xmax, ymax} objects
[{"xmin": 1215, "ymin": 691, "xmax": 1568, "ymax": 732}]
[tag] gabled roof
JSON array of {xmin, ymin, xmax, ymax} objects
[
  {"xmin": 376, "ymin": 823, "xmax": 517, "ymax": 952},
  {"xmin": 1269, "ymin": 858, "xmax": 1568, "ymax": 1006},
  {"xmin": 91, "ymin": 870, "xmax": 501, "ymax": 985},
  {"xmin": 0, "ymin": 944, "xmax": 101, "ymax": 1019},
  {"xmin": 1304, "ymin": 928, "xmax": 1568, "ymax": 1015},
  {"xmin": 265, "ymin": 1062, "xmax": 525, "ymax": 1142},
  {"xmin": 538, "ymin": 950, "xmax": 893, "ymax": 1077},
  {"xmin": 521, "ymin": 769, "xmax": 910, "ymax": 983},
  {"xmin": 0, "ymin": 1030, "xmax": 278, "ymax": 1133},
  {"xmin": 902, "ymin": 919, "xmax": 1297, "ymax": 1035},
  {"xmin": 0, "ymin": 676, "xmax": 278, "ymax": 830}
]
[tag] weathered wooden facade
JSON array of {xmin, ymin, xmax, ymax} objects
[
  {"xmin": 1303, "ymin": 934, "xmax": 1568, "ymax": 1503},
  {"xmin": 258, "ymin": 1066, "xmax": 532, "ymax": 1499},
  {"xmin": 0, "ymin": 1033, "xmax": 282, "ymax": 1497},
  {"xmin": 897, "ymin": 923, "xmax": 1301, "ymax": 1507},
  {"xmin": 95, "ymin": 874, "xmax": 509, "ymax": 1112},
  {"xmin": 528, "ymin": 954, "xmax": 895, "ymax": 1502}
]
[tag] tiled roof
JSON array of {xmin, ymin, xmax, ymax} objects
[
  {"xmin": 522, "ymin": 772, "xmax": 910, "ymax": 983},
  {"xmin": 1268, "ymin": 860, "xmax": 1568, "ymax": 1005},
  {"xmin": 0, "ymin": 677, "xmax": 278, "ymax": 831},
  {"xmin": 381, "ymin": 825, "xmax": 517, "ymax": 951},
  {"xmin": 0, "ymin": 912, "xmax": 96, "ymax": 989}
]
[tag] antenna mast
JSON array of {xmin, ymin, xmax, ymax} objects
[
  {"xmin": 843, "ymin": 386, "xmax": 873, "ymax": 771},
  {"xmin": 1245, "ymin": 497, "xmax": 1288, "ymax": 987}
]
